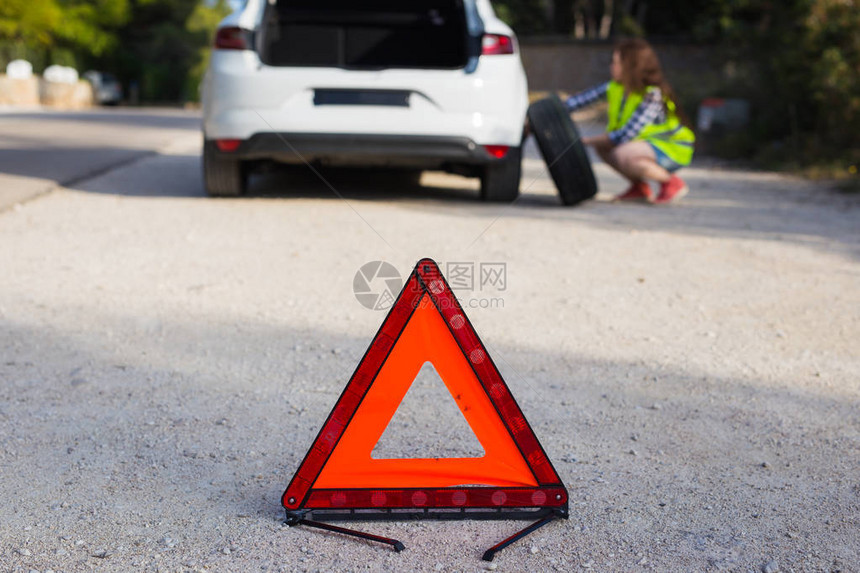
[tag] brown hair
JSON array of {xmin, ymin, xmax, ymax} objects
[{"xmin": 614, "ymin": 38, "xmax": 690, "ymax": 126}]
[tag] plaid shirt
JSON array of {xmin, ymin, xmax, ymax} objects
[{"xmin": 565, "ymin": 82, "xmax": 666, "ymax": 146}]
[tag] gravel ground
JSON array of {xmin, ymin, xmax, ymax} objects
[{"xmin": 0, "ymin": 115, "xmax": 858, "ymax": 573}]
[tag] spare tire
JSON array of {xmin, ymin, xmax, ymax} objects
[{"xmin": 527, "ymin": 94, "xmax": 598, "ymax": 206}]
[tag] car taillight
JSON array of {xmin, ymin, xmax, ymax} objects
[
  {"xmin": 215, "ymin": 27, "xmax": 249, "ymax": 50},
  {"xmin": 482, "ymin": 34, "xmax": 514, "ymax": 56},
  {"xmin": 484, "ymin": 145, "xmax": 509, "ymax": 159},
  {"xmin": 215, "ymin": 139, "xmax": 242, "ymax": 152}
]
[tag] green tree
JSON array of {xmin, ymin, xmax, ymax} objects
[
  {"xmin": 0, "ymin": 0, "xmax": 129, "ymax": 70},
  {"xmin": 0, "ymin": 0, "xmax": 62, "ymax": 49},
  {"xmin": 185, "ymin": 0, "xmax": 231, "ymax": 101},
  {"xmin": 493, "ymin": 0, "xmax": 549, "ymax": 35},
  {"xmin": 107, "ymin": 0, "xmax": 229, "ymax": 102}
]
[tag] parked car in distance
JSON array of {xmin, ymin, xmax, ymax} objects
[
  {"xmin": 201, "ymin": 0, "xmax": 528, "ymax": 201},
  {"xmin": 84, "ymin": 71, "xmax": 123, "ymax": 105}
]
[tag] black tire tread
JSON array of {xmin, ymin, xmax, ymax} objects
[
  {"xmin": 527, "ymin": 94, "xmax": 598, "ymax": 205},
  {"xmin": 203, "ymin": 142, "xmax": 246, "ymax": 197},
  {"xmin": 480, "ymin": 146, "xmax": 522, "ymax": 202}
]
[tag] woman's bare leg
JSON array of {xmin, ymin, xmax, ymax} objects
[
  {"xmin": 592, "ymin": 140, "xmax": 687, "ymax": 203},
  {"xmin": 611, "ymin": 141, "xmax": 672, "ymax": 183},
  {"xmin": 592, "ymin": 140, "xmax": 629, "ymax": 179}
]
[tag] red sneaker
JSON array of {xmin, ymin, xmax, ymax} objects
[
  {"xmin": 654, "ymin": 175, "xmax": 689, "ymax": 205},
  {"xmin": 613, "ymin": 180, "xmax": 652, "ymax": 202}
]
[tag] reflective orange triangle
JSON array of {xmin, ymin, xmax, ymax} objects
[
  {"xmin": 314, "ymin": 294, "xmax": 538, "ymax": 489},
  {"xmin": 283, "ymin": 258, "xmax": 566, "ymax": 514}
]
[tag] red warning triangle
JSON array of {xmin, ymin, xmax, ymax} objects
[{"xmin": 283, "ymin": 259, "xmax": 567, "ymax": 515}]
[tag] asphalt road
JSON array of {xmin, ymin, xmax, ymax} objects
[
  {"xmin": 1, "ymin": 108, "xmax": 858, "ymax": 572},
  {"xmin": 0, "ymin": 108, "xmax": 200, "ymax": 210}
]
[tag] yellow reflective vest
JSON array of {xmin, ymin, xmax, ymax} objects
[{"xmin": 606, "ymin": 80, "xmax": 695, "ymax": 166}]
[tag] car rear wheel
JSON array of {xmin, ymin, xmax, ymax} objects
[
  {"xmin": 203, "ymin": 142, "xmax": 247, "ymax": 197},
  {"xmin": 527, "ymin": 94, "xmax": 597, "ymax": 205},
  {"xmin": 480, "ymin": 146, "xmax": 521, "ymax": 203}
]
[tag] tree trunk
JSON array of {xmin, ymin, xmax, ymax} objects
[
  {"xmin": 599, "ymin": 0, "xmax": 614, "ymax": 38},
  {"xmin": 580, "ymin": 0, "xmax": 597, "ymax": 38},
  {"xmin": 574, "ymin": 11, "xmax": 585, "ymax": 38}
]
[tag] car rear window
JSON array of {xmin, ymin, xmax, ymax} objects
[{"xmin": 261, "ymin": 0, "xmax": 472, "ymax": 69}]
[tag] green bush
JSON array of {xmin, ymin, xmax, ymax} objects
[
  {"xmin": 805, "ymin": 1, "xmax": 860, "ymax": 151},
  {"xmin": 714, "ymin": 0, "xmax": 860, "ymax": 167}
]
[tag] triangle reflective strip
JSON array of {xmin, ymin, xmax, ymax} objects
[{"xmin": 282, "ymin": 259, "xmax": 567, "ymax": 512}]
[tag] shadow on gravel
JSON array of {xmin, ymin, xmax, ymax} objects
[
  {"xmin": 68, "ymin": 151, "xmax": 486, "ymax": 202},
  {"xmin": 0, "ymin": 309, "xmax": 858, "ymax": 570},
  {"xmin": 0, "ymin": 109, "xmax": 199, "ymax": 200},
  {"xmin": 67, "ymin": 145, "xmax": 860, "ymax": 261},
  {"xmin": 0, "ymin": 146, "xmax": 155, "ymax": 184},
  {"xmin": 248, "ymin": 164, "xmax": 480, "ymax": 203}
]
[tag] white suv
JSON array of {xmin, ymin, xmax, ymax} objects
[{"xmin": 201, "ymin": 0, "xmax": 528, "ymax": 201}]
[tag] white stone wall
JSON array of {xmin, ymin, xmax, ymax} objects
[{"xmin": 0, "ymin": 75, "xmax": 94, "ymax": 108}]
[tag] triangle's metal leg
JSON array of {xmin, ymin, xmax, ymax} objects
[
  {"xmin": 482, "ymin": 514, "xmax": 558, "ymax": 561},
  {"xmin": 297, "ymin": 518, "xmax": 405, "ymax": 552}
]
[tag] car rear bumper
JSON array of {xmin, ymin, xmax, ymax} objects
[
  {"xmin": 202, "ymin": 53, "xmax": 529, "ymax": 148},
  {"xmin": 215, "ymin": 133, "xmax": 504, "ymax": 168}
]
